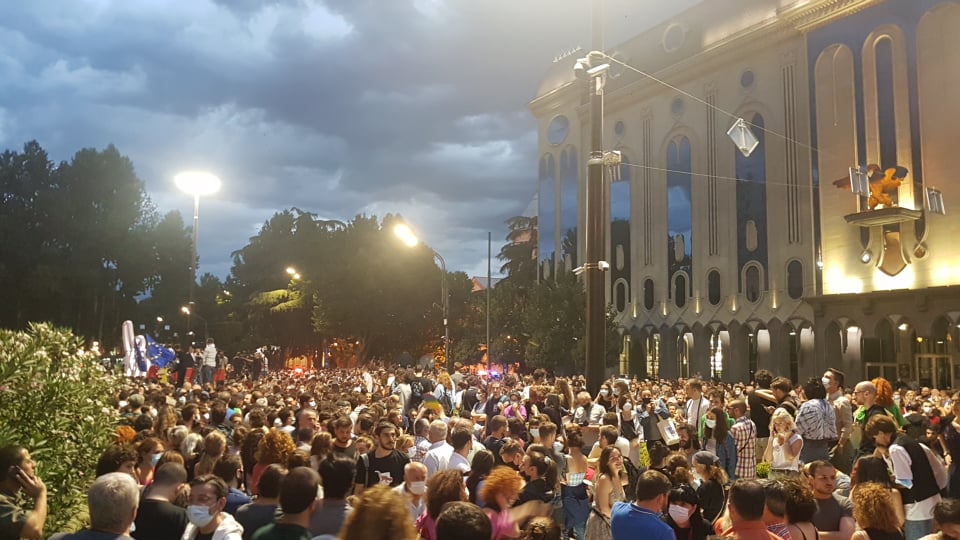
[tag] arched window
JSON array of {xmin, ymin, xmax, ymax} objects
[
  {"xmin": 708, "ymin": 270, "xmax": 721, "ymax": 306},
  {"xmin": 611, "ymin": 154, "xmax": 631, "ymax": 307},
  {"xmin": 538, "ymin": 154, "xmax": 556, "ymax": 280},
  {"xmin": 614, "ymin": 280, "xmax": 628, "ymax": 313},
  {"xmin": 560, "ymin": 147, "xmax": 578, "ymax": 269},
  {"xmin": 666, "ymin": 138, "xmax": 693, "ymax": 280},
  {"xmin": 787, "ymin": 260, "xmax": 803, "ymax": 300},
  {"xmin": 643, "ymin": 279, "xmax": 654, "ymax": 310},
  {"xmin": 674, "ymin": 274, "xmax": 687, "ymax": 308},
  {"xmin": 745, "ymin": 265, "xmax": 761, "ymax": 303},
  {"xmin": 736, "ymin": 113, "xmax": 768, "ymax": 293}
]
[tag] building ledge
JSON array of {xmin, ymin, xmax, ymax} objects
[{"xmin": 843, "ymin": 207, "xmax": 922, "ymax": 227}]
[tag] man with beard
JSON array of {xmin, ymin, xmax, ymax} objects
[
  {"xmin": 853, "ymin": 380, "xmax": 887, "ymax": 462},
  {"xmin": 353, "ymin": 422, "xmax": 409, "ymax": 495},
  {"xmin": 329, "ymin": 416, "xmax": 357, "ymax": 461},
  {"xmin": 638, "ymin": 389, "xmax": 669, "ymax": 446}
]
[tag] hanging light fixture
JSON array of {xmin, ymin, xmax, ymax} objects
[
  {"xmin": 926, "ymin": 187, "xmax": 946, "ymax": 215},
  {"xmin": 727, "ymin": 118, "xmax": 759, "ymax": 158},
  {"xmin": 848, "ymin": 166, "xmax": 870, "ymax": 196}
]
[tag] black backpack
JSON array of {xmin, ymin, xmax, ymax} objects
[
  {"xmin": 438, "ymin": 387, "xmax": 454, "ymax": 416},
  {"xmin": 622, "ymin": 456, "xmax": 642, "ymax": 501}
]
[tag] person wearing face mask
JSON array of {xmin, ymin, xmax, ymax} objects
[
  {"xmin": 394, "ymin": 462, "xmax": 428, "ymax": 522},
  {"xmin": 597, "ymin": 385, "xmax": 616, "ymax": 413},
  {"xmin": 182, "ymin": 475, "xmax": 244, "ymax": 540},
  {"xmin": 663, "ymin": 484, "xmax": 709, "ymax": 540},
  {"xmin": 136, "ymin": 438, "xmax": 165, "ymax": 486},
  {"xmin": 618, "ymin": 396, "xmax": 642, "ymax": 464},
  {"xmin": 610, "ymin": 470, "xmax": 674, "ymax": 540}
]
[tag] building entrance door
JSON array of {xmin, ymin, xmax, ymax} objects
[{"xmin": 915, "ymin": 354, "xmax": 956, "ymax": 389}]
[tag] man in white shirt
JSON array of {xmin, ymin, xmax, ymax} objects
[
  {"xmin": 572, "ymin": 391, "xmax": 606, "ymax": 449},
  {"xmin": 683, "ymin": 379, "xmax": 710, "ymax": 429},
  {"xmin": 421, "ymin": 420, "xmax": 453, "ymax": 478},
  {"xmin": 868, "ymin": 414, "xmax": 942, "ymax": 540},
  {"xmin": 448, "ymin": 428, "xmax": 473, "ymax": 474},
  {"xmin": 393, "ymin": 462, "xmax": 427, "ymax": 522}
]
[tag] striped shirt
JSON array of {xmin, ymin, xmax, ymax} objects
[
  {"xmin": 796, "ymin": 399, "xmax": 838, "ymax": 441},
  {"xmin": 731, "ymin": 415, "xmax": 757, "ymax": 480}
]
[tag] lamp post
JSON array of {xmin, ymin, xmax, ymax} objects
[
  {"xmin": 175, "ymin": 171, "xmax": 221, "ymax": 337},
  {"xmin": 180, "ymin": 306, "xmax": 208, "ymax": 341},
  {"xmin": 394, "ymin": 223, "xmax": 450, "ymax": 373}
]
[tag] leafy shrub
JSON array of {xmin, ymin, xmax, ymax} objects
[
  {"xmin": 0, "ymin": 324, "xmax": 122, "ymax": 534},
  {"xmin": 756, "ymin": 461, "xmax": 771, "ymax": 479}
]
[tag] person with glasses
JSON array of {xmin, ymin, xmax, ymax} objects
[{"xmin": 853, "ymin": 381, "xmax": 888, "ymax": 463}]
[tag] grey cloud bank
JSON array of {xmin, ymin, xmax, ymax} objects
[{"xmin": 0, "ymin": 0, "xmax": 697, "ymax": 279}]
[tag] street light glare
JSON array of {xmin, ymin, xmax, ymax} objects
[
  {"xmin": 293, "ymin": 273, "xmax": 301, "ymax": 280},
  {"xmin": 175, "ymin": 171, "xmax": 222, "ymax": 196},
  {"xmin": 286, "ymin": 267, "xmax": 297, "ymax": 275},
  {"xmin": 394, "ymin": 223, "xmax": 419, "ymax": 247},
  {"xmin": 180, "ymin": 306, "xmax": 191, "ymax": 315}
]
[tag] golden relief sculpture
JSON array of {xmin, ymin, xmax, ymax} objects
[{"xmin": 833, "ymin": 164, "xmax": 909, "ymax": 209}]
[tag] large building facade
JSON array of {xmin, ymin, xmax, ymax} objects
[{"xmin": 530, "ymin": 0, "xmax": 960, "ymax": 385}]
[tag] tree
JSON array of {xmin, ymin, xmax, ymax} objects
[
  {"xmin": 498, "ymin": 215, "xmax": 537, "ymax": 286},
  {"xmin": 0, "ymin": 141, "xmax": 192, "ymax": 348}
]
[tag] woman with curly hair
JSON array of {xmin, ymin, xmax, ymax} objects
[
  {"xmin": 764, "ymin": 407, "xmax": 803, "ymax": 478},
  {"xmin": 781, "ymin": 477, "xmax": 819, "ymax": 540},
  {"xmin": 851, "ymin": 456, "xmax": 906, "ymax": 529},
  {"xmin": 251, "ymin": 428, "xmax": 296, "ymax": 495},
  {"xmin": 520, "ymin": 517, "xmax": 561, "ymax": 540},
  {"xmin": 194, "ymin": 430, "xmax": 227, "ymax": 478},
  {"xmin": 866, "ymin": 377, "xmax": 907, "ymax": 427},
  {"xmin": 415, "ymin": 469, "xmax": 468, "ymax": 540},
  {"xmin": 480, "ymin": 466, "xmax": 551, "ymax": 540},
  {"xmin": 338, "ymin": 485, "xmax": 418, "ymax": 540},
  {"xmin": 851, "ymin": 482, "xmax": 905, "ymax": 540}
]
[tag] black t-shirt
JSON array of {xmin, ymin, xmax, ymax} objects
[
  {"xmin": 748, "ymin": 390, "xmax": 777, "ymax": 438},
  {"xmin": 133, "ymin": 499, "xmax": 189, "ymax": 540},
  {"xmin": 517, "ymin": 478, "xmax": 551, "ymax": 505},
  {"xmin": 858, "ymin": 405, "xmax": 889, "ymax": 454},
  {"xmin": 354, "ymin": 450, "xmax": 409, "ymax": 488},
  {"xmin": 484, "ymin": 436, "xmax": 506, "ymax": 465},
  {"xmin": 331, "ymin": 441, "xmax": 358, "ymax": 462},
  {"xmin": 460, "ymin": 388, "xmax": 479, "ymax": 417}
]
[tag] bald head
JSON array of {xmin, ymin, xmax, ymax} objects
[
  {"xmin": 854, "ymin": 381, "xmax": 877, "ymax": 407},
  {"xmin": 404, "ymin": 461, "xmax": 427, "ymax": 483}
]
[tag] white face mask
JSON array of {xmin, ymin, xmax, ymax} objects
[
  {"xmin": 407, "ymin": 446, "xmax": 418, "ymax": 459},
  {"xmin": 622, "ymin": 402, "xmax": 633, "ymax": 412},
  {"xmin": 924, "ymin": 407, "xmax": 933, "ymax": 415},
  {"xmin": 668, "ymin": 504, "xmax": 690, "ymax": 523},
  {"xmin": 600, "ymin": 389, "xmax": 609, "ymax": 397},
  {"xmin": 553, "ymin": 441, "xmax": 564, "ymax": 453},
  {"xmin": 408, "ymin": 481, "xmax": 427, "ymax": 495},
  {"xmin": 530, "ymin": 428, "xmax": 540, "ymax": 438},
  {"xmin": 273, "ymin": 418, "xmax": 282, "ymax": 427},
  {"xmin": 705, "ymin": 419, "xmax": 717, "ymax": 428},
  {"xmin": 822, "ymin": 377, "xmax": 832, "ymax": 388},
  {"xmin": 309, "ymin": 401, "xmax": 317, "ymax": 409},
  {"xmin": 187, "ymin": 505, "xmax": 215, "ymax": 528}
]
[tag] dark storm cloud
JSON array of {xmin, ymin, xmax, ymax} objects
[{"xmin": 0, "ymin": 0, "xmax": 698, "ymax": 279}]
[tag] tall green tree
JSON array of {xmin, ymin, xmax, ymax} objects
[{"xmin": 498, "ymin": 215, "xmax": 537, "ymax": 286}]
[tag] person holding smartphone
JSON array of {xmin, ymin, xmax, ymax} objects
[{"xmin": 0, "ymin": 445, "xmax": 47, "ymax": 540}]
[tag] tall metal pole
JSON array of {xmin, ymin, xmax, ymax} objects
[
  {"xmin": 583, "ymin": 0, "xmax": 606, "ymax": 394},
  {"xmin": 584, "ymin": 69, "xmax": 606, "ymax": 395},
  {"xmin": 486, "ymin": 232, "xmax": 492, "ymax": 375},
  {"xmin": 188, "ymin": 192, "xmax": 200, "ymax": 338},
  {"xmin": 434, "ymin": 252, "xmax": 450, "ymax": 373}
]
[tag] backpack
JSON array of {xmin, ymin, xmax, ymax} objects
[
  {"xmin": 410, "ymin": 379, "xmax": 425, "ymax": 403},
  {"xmin": 622, "ymin": 456, "xmax": 642, "ymax": 501},
  {"xmin": 438, "ymin": 387, "xmax": 454, "ymax": 416}
]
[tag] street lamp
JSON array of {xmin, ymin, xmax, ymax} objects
[
  {"xmin": 180, "ymin": 305, "xmax": 208, "ymax": 341},
  {"xmin": 175, "ymin": 171, "xmax": 221, "ymax": 337},
  {"xmin": 394, "ymin": 223, "xmax": 450, "ymax": 372}
]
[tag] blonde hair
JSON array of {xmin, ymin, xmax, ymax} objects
[
  {"xmin": 769, "ymin": 407, "xmax": 797, "ymax": 434},
  {"xmin": 195, "ymin": 430, "xmax": 226, "ymax": 476}
]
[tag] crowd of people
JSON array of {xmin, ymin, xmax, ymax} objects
[{"xmin": 3, "ymin": 362, "xmax": 960, "ymax": 540}]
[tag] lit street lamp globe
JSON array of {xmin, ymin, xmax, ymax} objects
[{"xmin": 175, "ymin": 171, "xmax": 221, "ymax": 196}]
